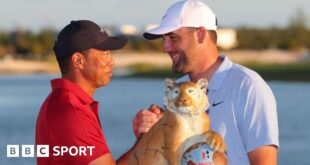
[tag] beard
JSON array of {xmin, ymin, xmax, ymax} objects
[
  {"xmin": 172, "ymin": 62, "xmax": 183, "ymax": 73},
  {"xmin": 170, "ymin": 54, "xmax": 190, "ymax": 74}
]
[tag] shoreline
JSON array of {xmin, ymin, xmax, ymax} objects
[
  {"xmin": 0, "ymin": 58, "xmax": 59, "ymax": 74},
  {"xmin": 0, "ymin": 49, "xmax": 309, "ymax": 76}
]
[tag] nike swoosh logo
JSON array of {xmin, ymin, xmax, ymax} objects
[{"xmin": 212, "ymin": 101, "xmax": 224, "ymax": 107}]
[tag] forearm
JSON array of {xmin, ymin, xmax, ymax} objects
[{"xmin": 248, "ymin": 145, "xmax": 278, "ymax": 165}]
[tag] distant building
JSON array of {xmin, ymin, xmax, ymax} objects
[
  {"xmin": 119, "ymin": 24, "xmax": 138, "ymax": 35},
  {"xmin": 217, "ymin": 28, "xmax": 238, "ymax": 50}
]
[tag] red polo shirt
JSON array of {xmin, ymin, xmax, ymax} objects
[{"xmin": 36, "ymin": 78, "xmax": 110, "ymax": 165}]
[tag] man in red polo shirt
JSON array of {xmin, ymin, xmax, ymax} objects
[{"xmin": 36, "ymin": 20, "xmax": 132, "ymax": 165}]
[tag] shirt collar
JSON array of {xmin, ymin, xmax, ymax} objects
[
  {"xmin": 51, "ymin": 78, "xmax": 94, "ymax": 105},
  {"xmin": 208, "ymin": 55, "xmax": 233, "ymax": 91}
]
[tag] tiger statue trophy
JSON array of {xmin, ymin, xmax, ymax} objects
[{"xmin": 129, "ymin": 78, "xmax": 227, "ymax": 165}]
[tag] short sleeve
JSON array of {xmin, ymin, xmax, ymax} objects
[{"xmin": 236, "ymin": 77, "xmax": 279, "ymax": 153}]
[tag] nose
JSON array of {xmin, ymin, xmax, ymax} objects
[
  {"xmin": 176, "ymin": 98, "xmax": 187, "ymax": 106},
  {"xmin": 180, "ymin": 98, "xmax": 187, "ymax": 104},
  {"xmin": 162, "ymin": 36, "xmax": 173, "ymax": 53},
  {"xmin": 107, "ymin": 51, "xmax": 114, "ymax": 66},
  {"xmin": 109, "ymin": 57, "xmax": 114, "ymax": 67},
  {"xmin": 175, "ymin": 96, "xmax": 192, "ymax": 106}
]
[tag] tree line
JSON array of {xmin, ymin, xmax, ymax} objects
[{"xmin": 0, "ymin": 11, "xmax": 309, "ymax": 59}]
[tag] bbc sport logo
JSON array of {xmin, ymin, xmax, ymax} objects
[{"xmin": 7, "ymin": 145, "xmax": 95, "ymax": 157}]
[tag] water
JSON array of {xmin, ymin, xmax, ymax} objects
[{"xmin": 0, "ymin": 75, "xmax": 309, "ymax": 165}]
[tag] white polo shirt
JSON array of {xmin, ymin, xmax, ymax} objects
[{"xmin": 177, "ymin": 56, "xmax": 279, "ymax": 165}]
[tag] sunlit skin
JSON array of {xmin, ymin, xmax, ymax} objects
[
  {"xmin": 162, "ymin": 28, "xmax": 198, "ymax": 74},
  {"xmin": 81, "ymin": 49, "xmax": 114, "ymax": 89},
  {"xmin": 64, "ymin": 48, "xmax": 114, "ymax": 96},
  {"xmin": 162, "ymin": 27, "xmax": 221, "ymax": 82}
]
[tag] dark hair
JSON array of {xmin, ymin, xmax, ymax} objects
[
  {"xmin": 56, "ymin": 53, "xmax": 72, "ymax": 76},
  {"xmin": 55, "ymin": 50, "xmax": 90, "ymax": 76}
]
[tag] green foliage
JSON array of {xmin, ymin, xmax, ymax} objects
[
  {"xmin": 124, "ymin": 36, "xmax": 162, "ymax": 52},
  {"xmin": 0, "ymin": 28, "xmax": 56, "ymax": 59},
  {"xmin": 237, "ymin": 8, "xmax": 310, "ymax": 50},
  {"xmin": 244, "ymin": 62, "xmax": 310, "ymax": 81},
  {"xmin": 236, "ymin": 26, "xmax": 310, "ymax": 50},
  {"xmin": 127, "ymin": 63, "xmax": 181, "ymax": 78},
  {"xmin": 37, "ymin": 28, "xmax": 56, "ymax": 55},
  {"xmin": 126, "ymin": 62, "xmax": 310, "ymax": 81},
  {"xmin": 0, "ymin": 8, "xmax": 309, "ymax": 59}
]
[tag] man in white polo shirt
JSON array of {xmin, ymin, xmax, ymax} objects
[{"xmin": 132, "ymin": 0, "xmax": 279, "ymax": 164}]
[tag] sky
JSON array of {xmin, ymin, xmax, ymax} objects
[{"xmin": 0, "ymin": 0, "xmax": 310, "ymax": 32}]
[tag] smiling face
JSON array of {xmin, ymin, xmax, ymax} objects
[
  {"xmin": 162, "ymin": 28, "xmax": 201, "ymax": 74},
  {"xmin": 81, "ymin": 48, "xmax": 114, "ymax": 88}
]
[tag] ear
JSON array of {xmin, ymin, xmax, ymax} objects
[
  {"xmin": 196, "ymin": 27, "xmax": 207, "ymax": 43},
  {"xmin": 197, "ymin": 78, "xmax": 208, "ymax": 93},
  {"xmin": 71, "ymin": 52, "xmax": 85, "ymax": 69},
  {"xmin": 165, "ymin": 78, "xmax": 176, "ymax": 90}
]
